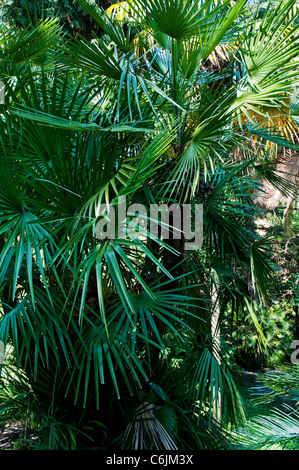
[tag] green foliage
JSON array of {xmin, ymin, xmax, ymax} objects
[
  {"xmin": 0, "ymin": 0, "xmax": 298, "ymax": 450},
  {"xmin": 2, "ymin": 0, "xmax": 113, "ymax": 37},
  {"xmin": 229, "ymin": 302, "xmax": 295, "ymax": 369},
  {"xmin": 235, "ymin": 365, "xmax": 299, "ymax": 450}
]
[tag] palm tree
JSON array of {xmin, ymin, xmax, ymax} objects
[{"xmin": 0, "ymin": 0, "xmax": 298, "ymax": 450}]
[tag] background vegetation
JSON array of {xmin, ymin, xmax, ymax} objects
[{"xmin": 1, "ymin": 0, "xmax": 114, "ymax": 37}]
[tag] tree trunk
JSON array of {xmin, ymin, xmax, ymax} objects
[
  {"xmin": 211, "ymin": 269, "xmax": 221, "ymax": 423},
  {"xmin": 149, "ymin": 211, "xmax": 186, "ymax": 378}
]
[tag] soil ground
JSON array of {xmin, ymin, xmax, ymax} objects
[{"xmin": 0, "ymin": 421, "xmax": 24, "ymax": 450}]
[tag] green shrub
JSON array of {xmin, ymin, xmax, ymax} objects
[
  {"xmin": 2, "ymin": 0, "xmax": 113, "ymax": 37},
  {"xmin": 231, "ymin": 302, "xmax": 295, "ymax": 369}
]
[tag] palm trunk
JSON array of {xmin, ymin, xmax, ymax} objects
[
  {"xmin": 149, "ymin": 211, "xmax": 186, "ymax": 378},
  {"xmin": 211, "ymin": 268, "xmax": 221, "ymax": 423}
]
